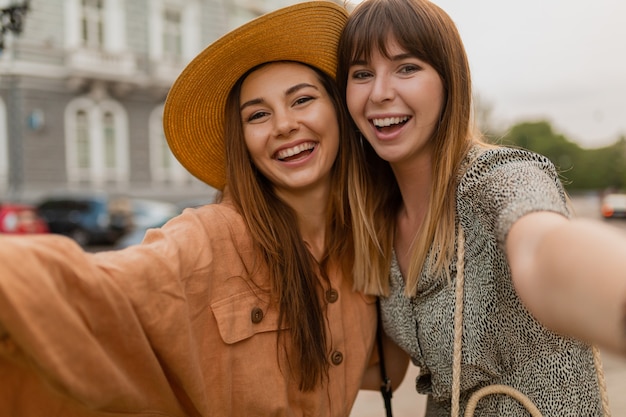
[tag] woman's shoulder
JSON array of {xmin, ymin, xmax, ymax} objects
[
  {"xmin": 187, "ymin": 200, "xmax": 242, "ymax": 223},
  {"xmin": 458, "ymin": 144, "xmax": 561, "ymax": 192},
  {"xmin": 182, "ymin": 201, "xmax": 249, "ymax": 236},
  {"xmin": 175, "ymin": 196, "xmax": 239, "ymax": 222},
  {"xmin": 462, "ymin": 144, "xmax": 555, "ymax": 177},
  {"xmin": 150, "ymin": 200, "xmax": 249, "ymax": 249},
  {"xmin": 456, "ymin": 144, "xmax": 569, "ymax": 240}
]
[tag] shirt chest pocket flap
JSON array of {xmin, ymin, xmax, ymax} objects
[{"xmin": 211, "ymin": 290, "xmax": 285, "ymax": 344}]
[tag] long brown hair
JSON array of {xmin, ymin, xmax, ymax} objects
[
  {"xmin": 223, "ymin": 62, "xmax": 365, "ymax": 390},
  {"xmin": 337, "ymin": 0, "xmax": 481, "ymax": 296}
]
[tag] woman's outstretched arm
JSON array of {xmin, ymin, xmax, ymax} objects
[{"xmin": 507, "ymin": 211, "xmax": 626, "ymax": 356}]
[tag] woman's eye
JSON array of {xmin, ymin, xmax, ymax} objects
[
  {"xmin": 247, "ymin": 111, "xmax": 269, "ymax": 122},
  {"xmin": 294, "ymin": 96, "xmax": 314, "ymax": 106},
  {"xmin": 351, "ymin": 70, "xmax": 371, "ymax": 80},
  {"xmin": 399, "ymin": 64, "xmax": 421, "ymax": 74}
]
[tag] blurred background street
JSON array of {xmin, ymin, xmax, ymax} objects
[{"xmin": 1, "ymin": 0, "xmax": 625, "ymax": 214}]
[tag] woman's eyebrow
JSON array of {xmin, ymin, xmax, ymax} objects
[
  {"xmin": 240, "ymin": 97, "xmax": 264, "ymax": 112},
  {"xmin": 350, "ymin": 58, "xmax": 368, "ymax": 66},
  {"xmin": 389, "ymin": 52, "xmax": 413, "ymax": 61},
  {"xmin": 285, "ymin": 82, "xmax": 319, "ymax": 96},
  {"xmin": 240, "ymin": 83, "xmax": 319, "ymax": 112},
  {"xmin": 351, "ymin": 52, "xmax": 414, "ymax": 66}
]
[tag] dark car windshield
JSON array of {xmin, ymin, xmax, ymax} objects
[{"xmin": 38, "ymin": 200, "xmax": 93, "ymax": 212}]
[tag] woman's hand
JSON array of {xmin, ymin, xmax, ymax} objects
[{"xmin": 361, "ymin": 331, "xmax": 410, "ymax": 391}]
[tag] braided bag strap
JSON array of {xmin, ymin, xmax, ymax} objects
[
  {"xmin": 451, "ymin": 225, "xmax": 612, "ymax": 417},
  {"xmin": 593, "ymin": 346, "xmax": 613, "ymax": 416}
]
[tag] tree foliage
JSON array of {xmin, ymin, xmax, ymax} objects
[{"xmin": 488, "ymin": 120, "xmax": 626, "ymax": 192}]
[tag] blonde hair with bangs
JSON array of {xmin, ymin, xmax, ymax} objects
[{"xmin": 337, "ymin": 0, "xmax": 485, "ymax": 296}]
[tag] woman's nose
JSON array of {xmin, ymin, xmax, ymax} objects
[
  {"xmin": 272, "ymin": 109, "xmax": 299, "ymax": 137},
  {"xmin": 369, "ymin": 75, "xmax": 394, "ymax": 104}
]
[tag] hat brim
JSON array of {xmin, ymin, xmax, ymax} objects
[{"xmin": 163, "ymin": 1, "xmax": 348, "ymax": 190}]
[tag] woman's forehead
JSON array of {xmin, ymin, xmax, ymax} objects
[{"xmin": 351, "ymin": 32, "xmax": 406, "ymax": 62}]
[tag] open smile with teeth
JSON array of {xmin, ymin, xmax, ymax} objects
[
  {"xmin": 372, "ymin": 116, "xmax": 410, "ymax": 130},
  {"xmin": 275, "ymin": 142, "xmax": 317, "ymax": 161}
]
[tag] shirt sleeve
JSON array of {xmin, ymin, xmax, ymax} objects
[
  {"xmin": 457, "ymin": 147, "xmax": 571, "ymax": 251},
  {"xmin": 0, "ymin": 207, "xmax": 222, "ymax": 415}
]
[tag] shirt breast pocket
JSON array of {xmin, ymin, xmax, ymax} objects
[{"xmin": 211, "ymin": 290, "xmax": 285, "ymax": 344}]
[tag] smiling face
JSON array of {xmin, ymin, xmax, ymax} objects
[
  {"xmin": 240, "ymin": 62, "xmax": 340, "ymax": 198},
  {"xmin": 346, "ymin": 36, "xmax": 444, "ymax": 168}
]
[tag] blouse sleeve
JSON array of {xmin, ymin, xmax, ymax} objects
[
  {"xmin": 457, "ymin": 147, "xmax": 571, "ymax": 251},
  {"xmin": 0, "ymin": 205, "xmax": 231, "ymax": 415}
]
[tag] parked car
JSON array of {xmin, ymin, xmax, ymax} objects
[
  {"xmin": 115, "ymin": 218, "xmax": 169, "ymax": 249},
  {"xmin": 600, "ymin": 192, "xmax": 626, "ymax": 219},
  {"xmin": 129, "ymin": 198, "xmax": 179, "ymax": 230},
  {"xmin": 114, "ymin": 199, "xmax": 179, "ymax": 249},
  {"xmin": 0, "ymin": 203, "xmax": 49, "ymax": 234},
  {"xmin": 36, "ymin": 192, "xmax": 133, "ymax": 246}
]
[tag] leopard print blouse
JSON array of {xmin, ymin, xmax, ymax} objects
[{"xmin": 380, "ymin": 146, "xmax": 604, "ymax": 416}]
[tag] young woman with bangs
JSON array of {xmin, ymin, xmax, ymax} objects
[{"xmin": 337, "ymin": 0, "xmax": 626, "ymax": 415}]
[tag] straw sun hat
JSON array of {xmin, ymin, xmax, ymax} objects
[{"xmin": 163, "ymin": 1, "xmax": 349, "ymax": 190}]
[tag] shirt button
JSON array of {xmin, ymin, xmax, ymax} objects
[
  {"xmin": 0, "ymin": 334, "xmax": 16, "ymax": 354},
  {"xmin": 330, "ymin": 350, "xmax": 343, "ymax": 365},
  {"xmin": 250, "ymin": 307, "xmax": 264, "ymax": 324},
  {"xmin": 325, "ymin": 288, "xmax": 338, "ymax": 303}
]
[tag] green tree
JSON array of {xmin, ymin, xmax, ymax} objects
[{"xmin": 495, "ymin": 121, "xmax": 626, "ymax": 192}]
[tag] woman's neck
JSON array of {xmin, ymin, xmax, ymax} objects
[
  {"xmin": 390, "ymin": 151, "xmax": 432, "ymax": 273},
  {"xmin": 391, "ymin": 151, "xmax": 432, "ymax": 223},
  {"xmin": 276, "ymin": 183, "xmax": 330, "ymax": 261}
]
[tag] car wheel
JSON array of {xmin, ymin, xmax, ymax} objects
[{"xmin": 69, "ymin": 228, "xmax": 90, "ymax": 247}]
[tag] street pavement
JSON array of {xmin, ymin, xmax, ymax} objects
[{"xmin": 351, "ymin": 194, "xmax": 626, "ymax": 416}]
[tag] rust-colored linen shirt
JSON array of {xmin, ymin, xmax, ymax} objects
[{"xmin": 0, "ymin": 201, "xmax": 377, "ymax": 417}]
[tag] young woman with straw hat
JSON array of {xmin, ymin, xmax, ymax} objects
[
  {"xmin": 337, "ymin": 0, "xmax": 626, "ymax": 415},
  {"xmin": 0, "ymin": 2, "xmax": 407, "ymax": 415}
]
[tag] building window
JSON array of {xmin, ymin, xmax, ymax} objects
[
  {"xmin": 159, "ymin": 133, "xmax": 171, "ymax": 170},
  {"xmin": 162, "ymin": 8, "xmax": 182, "ymax": 61},
  {"xmin": 0, "ymin": 98, "xmax": 7, "ymax": 193},
  {"xmin": 65, "ymin": 97, "xmax": 129, "ymax": 186},
  {"xmin": 80, "ymin": 0, "xmax": 104, "ymax": 49},
  {"xmin": 67, "ymin": 0, "xmax": 128, "ymax": 54},
  {"xmin": 149, "ymin": 0, "xmax": 201, "ymax": 66},
  {"xmin": 76, "ymin": 110, "xmax": 91, "ymax": 172},
  {"xmin": 149, "ymin": 105, "xmax": 192, "ymax": 185},
  {"xmin": 103, "ymin": 111, "xmax": 116, "ymax": 169}
]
